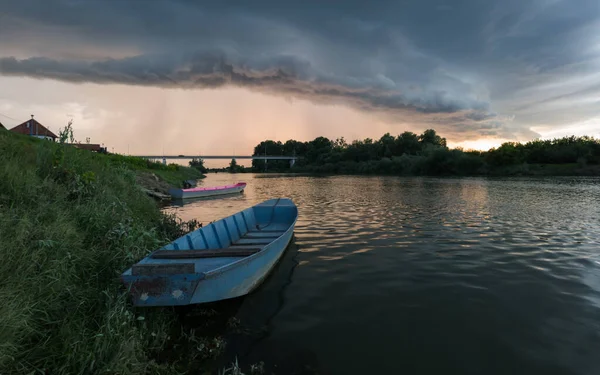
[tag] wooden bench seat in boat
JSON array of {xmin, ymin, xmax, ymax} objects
[
  {"xmin": 132, "ymin": 263, "xmax": 196, "ymax": 276},
  {"xmin": 151, "ymin": 247, "xmax": 261, "ymax": 259},
  {"xmin": 146, "ymin": 230, "xmax": 286, "ymax": 260}
]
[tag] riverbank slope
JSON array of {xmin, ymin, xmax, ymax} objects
[{"xmin": 0, "ymin": 131, "xmax": 209, "ymax": 374}]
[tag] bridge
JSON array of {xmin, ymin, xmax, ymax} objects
[
  {"xmin": 136, "ymin": 154, "xmax": 300, "ymax": 167},
  {"xmin": 136, "ymin": 155, "xmax": 299, "ymax": 160}
]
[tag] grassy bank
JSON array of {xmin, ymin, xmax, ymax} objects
[
  {"xmin": 105, "ymin": 153, "xmax": 205, "ymax": 188},
  {"xmin": 0, "ymin": 132, "xmax": 212, "ymax": 374}
]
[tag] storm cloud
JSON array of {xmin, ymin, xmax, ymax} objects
[
  {"xmin": 0, "ymin": 51, "xmax": 490, "ymax": 116},
  {"xmin": 1, "ymin": 0, "xmax": 599, "ymax": 141}
]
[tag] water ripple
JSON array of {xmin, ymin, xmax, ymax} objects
[{"xmin": 165, "ymin": 175, "xmax": 600, "ymax": 375}]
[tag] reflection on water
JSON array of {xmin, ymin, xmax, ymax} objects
[{"xmin": 163, "ymin": 174, "xmax": 600, "ymax": 375}]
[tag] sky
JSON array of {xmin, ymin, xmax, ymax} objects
[{"xmin": 1, "ymin": 0, "xmax": 599, "ymax": 161}]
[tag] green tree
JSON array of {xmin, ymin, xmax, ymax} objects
[
  {"xmin": 333, "ymin": 137, "xmax": 348, "ymax": 152},
  {"xmin": 283, "ymin": 139, "xmax": 307, "ymax": 156},
  {"xmin": 419, "ymin": 129, "xmax": 447, "ymax": 148},
  {"xmin": 305, "ymin": 137, "xmax": 333, "ymax": 165},
  {"xmin": 252, "ymin": 140, "xmax": 286, "ymax": 171},
  {"xmin": 486, "ymin": 142, "xmax": 523, "ymax": 166},
  {"xmin": 377, "ymin": 133, "xmax": 395, "ymax": 158},
  {"xmin": 189, "ymin": 157, "xmax": 207, "ymax": 173},
  {"xmin": 58, "ymin": 119, "xmax": 75, "ymax": 144},
  {"xmin": 228, "ymin": 158, "xmax": 241, "ymax": 173},
  {"xmin": 395, "ymin": 131, "xmax": 421, "ymax": 155}
]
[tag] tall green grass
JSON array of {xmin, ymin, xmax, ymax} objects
[
  {"xmin": 0, "ymin": 132, "xmax": 195, "ymax": 374},
  {"xmin": 104, "ymin": 153, "xmax": 204, "ymax": 187}
]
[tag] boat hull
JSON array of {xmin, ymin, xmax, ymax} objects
[
  {"xmin": 190, "ymin": 226, "xmax": 294, "ymax": 304},
  {"xmin": 168, "ymin": 182, "xmax": 246, "ymax": 199}
]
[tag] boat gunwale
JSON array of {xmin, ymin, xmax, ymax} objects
[{"xmin": 180, "ymin": 182, "xmax": 246, "ymax": 193}]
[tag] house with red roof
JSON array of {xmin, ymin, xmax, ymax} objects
[{"xmin": 9, "ymin": 116, "xmax": 57, "ymax": 141}]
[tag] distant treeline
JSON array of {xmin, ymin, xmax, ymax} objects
[
  {"xmin": 194, "ymin": 158, "xmax": 252, "ymax": 174},
  {"xmin": 251, "ymin": 129, "xmax": 600, "ymax": 176}
]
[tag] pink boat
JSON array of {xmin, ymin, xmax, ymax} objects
[{"xmin": 168, "ymin": 182, "xmax": 247, "ymax": 199}]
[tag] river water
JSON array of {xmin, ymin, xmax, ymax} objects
[{"xmin": 163, "ymin": 174, "xmax": 600, "ymax": 375}]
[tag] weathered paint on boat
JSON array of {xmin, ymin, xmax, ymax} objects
[
  {"xmin": 121, "ymin": 198, "xmax": 297, "ymax": 306},
  {"xmin": 168, "ymin": 182, "xmax": 246, "ymax": 199}
]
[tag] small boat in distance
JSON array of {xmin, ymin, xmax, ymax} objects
[
  {"xmin": 121, "ymin": 198, "xmax": 298, "ymax": 306},
  {"xmin": 169, "ymin": 182, "xmax": 246, "ymax": 199}
]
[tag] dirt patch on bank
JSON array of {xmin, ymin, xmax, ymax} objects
[{"xmin": 136, "ymin": 172, "xmax": 172, "ymax": 200}]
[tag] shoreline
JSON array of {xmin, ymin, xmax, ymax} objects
[
  {"xmin": 0, "ymin": 131, "xmax": 237, "ymax": 374},
  {"xmin": 223, "ymin": 163, "xmax": 600, "ymax": 178}
]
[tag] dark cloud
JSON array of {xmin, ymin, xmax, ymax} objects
[
  {"xmin": 0, "ymin": 51, "xmax": 491, "ymax": 116},
  {"xmin": 0, "ymin": 0, "xmax": 599, "ymax": 140}
]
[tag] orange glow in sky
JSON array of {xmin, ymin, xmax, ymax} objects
[{"xmin": 448, "ymin": 138, "xmax": 509, "ymax": 151}]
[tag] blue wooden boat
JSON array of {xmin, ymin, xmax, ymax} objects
[{"xmin": 121, "ymin": 198, "xmax": 298, "ymax": 306}]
